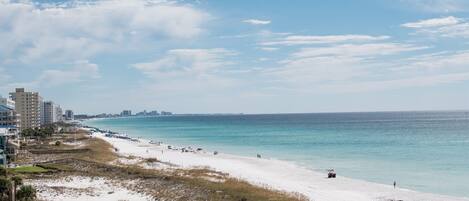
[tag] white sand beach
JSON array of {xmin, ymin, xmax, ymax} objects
[
  {"xmin": 30, "ymin": 176, "xmax": 151, "ymax": 201},
  {"xmin": 89, "ymin": 130, "xmax": 469, "ymax": 201}
]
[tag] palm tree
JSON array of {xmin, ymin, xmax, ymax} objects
[
  {"xmin": 11, "ymin": 176, "xmax": 22, "ymax": 201},
  {"xmin": 0, "ymin": 167, "xmax": 7, "ymax": 177},
  {"xmin": 15, "ymin": 185, "xmax": 36, "ymax": 201},
  {"xmin": 0, "ymin": 177, "xmax": 11, "ymax": 200}
]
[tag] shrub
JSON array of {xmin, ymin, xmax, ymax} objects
[
  {"xmin": 145, "ymin": 158, "xmax": 159, "ymax": 163},
  {"xmin": 20, "ymin": 141, "xmax": 27, "ymax": 149},
  {"xmin": 0, "ymin": 177, "xmax": 11, "ymax": 196},
  {"xmin": 0, "ymin": 167, "xmax": 7, "ymax": 177},
  {"xmin": 16, "ymin": 185, "xmax": 36, "ymax": 201}
]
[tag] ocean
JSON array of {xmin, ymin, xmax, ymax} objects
[{"xmin": 85, "ymin": 111, "xmax": 469, "ymax": 198}]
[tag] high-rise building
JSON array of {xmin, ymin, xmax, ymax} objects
[
  {"xmin": 121, "ymin": 110, "xmax": 132, "ymax": 116},
  {"xmin": 148, "ymin": 110, "xmax": 159, "ymax": 116},
  {"xmin": 9, "ymin": 88, "xmax": 42, "ymax": 130},
  {"xmin": 0, "ymin": 96, "xmax": 20, "ymax": 130},
  {"xmin": 160, "ymin": 111, "xmax": 173, "ymax": 115},
  {"xmin": 42, "ymin": 101, "xmax": 53, "ymax": 125},
  {"xmin": 42, "ymin": 101, "xmax": 63, "ymax": 125},
  {"xmin": 55, "ymin": 105, "xmax": 63, "ymax": 122},
  {"xmin": 65, "ymin": 110, "xmax": 74, "ymax": 120},
  {"xmin": 41, "ymin": 101, "xmax": 55, "ymax": 125}
]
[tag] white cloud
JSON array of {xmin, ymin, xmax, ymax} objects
[
  {"xmin": 402, "ymin": 16, "xmax": 469, "ymax": 38},
  {"xmin": 402, "ymin": 16, "xmax": 461, "ymax": 28},
  {"xmin": 263, "ymin": 41, "xmax": 469, "ymax": 93},
  {"xmin": 290, "ymin": 43, "xmax": 427, "ymax": 58},
  {"xmin": 0, "ymin": 68, "xmax": 10, "ymax": 84},
  {"xmin": 266, "ymin": 43, "xmax": 411, "ymax": 84},
  {"xmin": 133, "ymin": 48, "xmax": 236, "ymax": 79},
  {"xmin": 271, "ymin": 43, "xmax": 425, "ymax": 84},
  {"xmin": 38, "ymin": 60, "xmax": 100, "ymax": 86},
  {"xmin": 394, "ymin": 51, "xmax": 469, "ymax": 72},
  {"xmin": 243, "ymin": 19, "xmax": 271, "ymax": 25},
  {"xmin": 269, "ymin": 56, "xmax": 370, "ymax": 83},
  {"xmin": 400, "ymin": 0, "xmax": 469, "ymax": 13},
  {"xmin": 0, "ymin": 0, "xmax": 209, "ymax": 63},
  {"xmin": 260, "ymin": 35, "xmax": 390, "ymax": 46},
  {"xmin": 259, "ymin": 47, "xmax": 279, "ymax": 51},
  {"xmin": 219, "ymin": 30, "xmax": 290, "ymax": 39},
  {"xmin": 1, "ymin": 60, "xmax": 100, "ymax": 91},
  {"xmin": 133, "ymin": 48, "xmax": 242, "ymax": 98},
  {"xmin": 322, "ymin": 72, "xmax": 469, "ymax": 93}
]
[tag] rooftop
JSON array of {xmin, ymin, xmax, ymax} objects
[{"xmin": 0, "ymin": 128, "xmax": 14, "ymax": 136}]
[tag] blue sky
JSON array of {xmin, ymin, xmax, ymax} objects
[{"xmin": 1, "ymin": 0, "xmax": 469, "ymax": 114}]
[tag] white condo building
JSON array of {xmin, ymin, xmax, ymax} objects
[
  {"xmin": 55, "ymin": 106, "xmax": 63, "ymax": 122},
  {"xmin": 43, "ymin": 101, "xmax": 63, "ymax": 125},
  {"xmin": 9, "ymin": 88, "xmax": 43, "ymax": 130}
]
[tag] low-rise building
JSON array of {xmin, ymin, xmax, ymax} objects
[
  {"xmin": 0, "ymin": 96, "xmax": 20, "ymax": 130},
  {"xmin": 0, "ymin": 128, "xmax": 19, "ymax": 166},
  {"xmin": 0, "ymin": 96, "xmax": 15, "ymax": 108}
]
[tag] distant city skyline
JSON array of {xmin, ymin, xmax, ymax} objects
[{"xmin": 1, "ymin": 0, "xmax": 469, "ymax": 114}]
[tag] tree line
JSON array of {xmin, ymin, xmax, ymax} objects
[{"xmin": 20, "ymin": 125, "xmax": 55, "ymax": 139}]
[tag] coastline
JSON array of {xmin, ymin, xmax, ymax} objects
[{"xmin": 83, "ymin": 125, "xmax": 469, "ymax": 201}]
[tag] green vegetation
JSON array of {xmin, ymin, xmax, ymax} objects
[
  {"xmin": 0, "ymin": 167, "xmax": 36, "ymax": 201},
  {"xmin": 10, "ymin": 166, "xmax": 48, "ymax": 174},
  {"xmin": 16, "ymin": 185, "xmax": 36, "ymax": 201},
  {"xmin": 36, "ymin": 163, "xmax": 72, "ymax": 171},
  {"xmin": 176, "ymin": 172, "xmax": 306, "ymax": 201},
  {"xmin": 77, "ymin": 136, "xmax": 117, "ymax": 163},
  {"xmin": 144, "ymin": 158, "xmax": 159, "ymax": 163},
  {"xmin": 0, "ymin": 177, "xmax": 11, "ymax": 200},
  {"xmin": 20, "ymin": 125, "xmax": 56, "ymax": 139}
]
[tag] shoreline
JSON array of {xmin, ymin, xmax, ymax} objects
[{"xmin": 82, "ymin": 125, "xmax": 469, "ymax": 201}]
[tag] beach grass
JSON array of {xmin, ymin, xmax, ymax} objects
[
  {"xmin": 75, "ymin": 133, "xmax": 118, "ymax": 163},
  {"xmin": 19, "ymin": 129, "xmax": 307, "ymax": 201},
  {"xmin": 180, "ymin": 175, "xmax": 307, "ymax": 201},
  {"xmin": 10, "ymin": 166, "xmax": 49, "ymax": 174},
  {"xmin": 36, "ymin": 163, "xmax": 73, "ymax": 171}
]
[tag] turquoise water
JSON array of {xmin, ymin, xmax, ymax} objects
[{"xmin": 86, "ymin": 111, "xmax": 469, "ymax": 197}]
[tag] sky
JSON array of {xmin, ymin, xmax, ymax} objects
[{"xmin": 1, "ymin": 0, "xmax": 469, "ymax": 114}]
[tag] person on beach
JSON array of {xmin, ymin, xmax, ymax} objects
[{"xmin": 393, "ymin": 181, "xmax": 396, "ymax": 189}]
